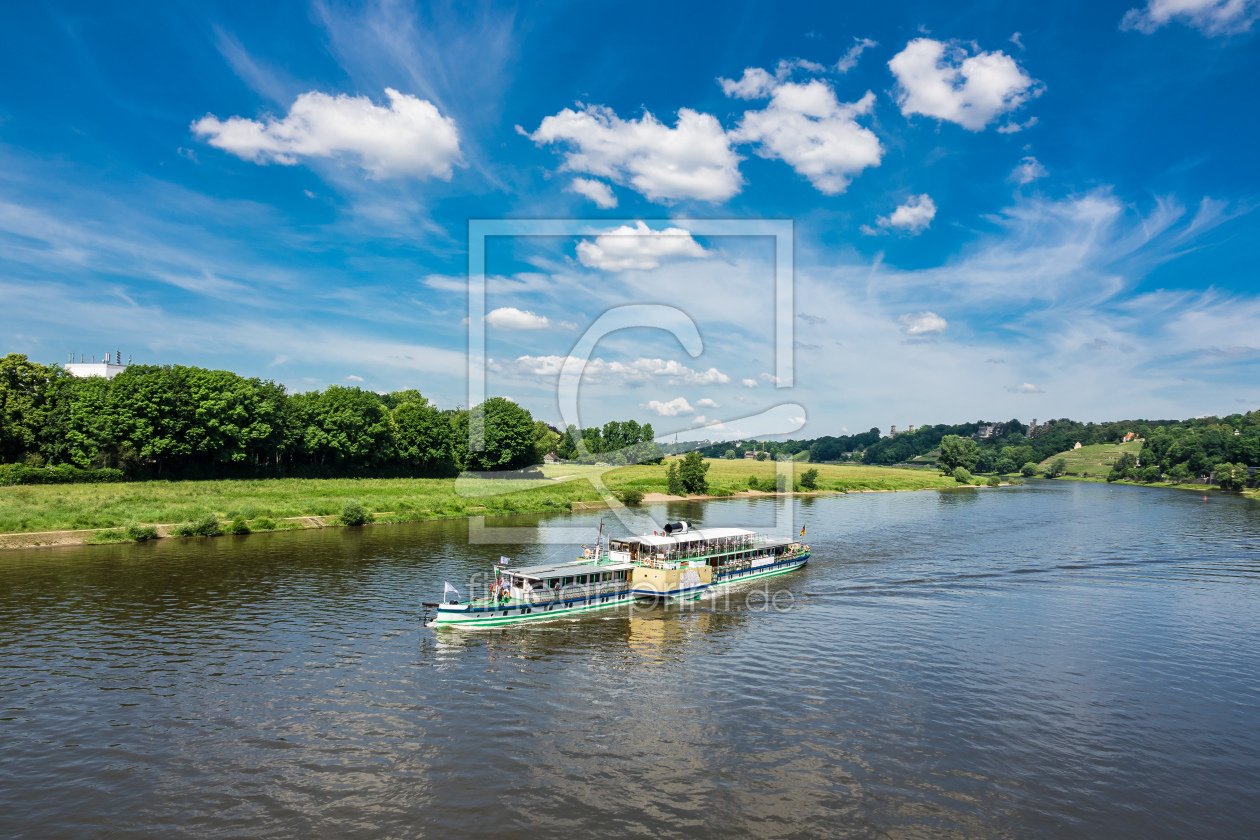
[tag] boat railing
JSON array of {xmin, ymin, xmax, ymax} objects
[{"xmin": 521, "ymin": 580, "xmax": 631, "ymax": 605}]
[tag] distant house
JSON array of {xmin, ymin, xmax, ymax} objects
[
  {"xmin": 543, "ymin": 453, "xmax": 559, "ymax": 464},
  {"xmin": 743, "ymin": 450, "xmax": 756, "ymax": 460},
  {"xmin": 1073, "ymin": 442, "xmax": 1082, "ymax": 450},
  {"xmin": 1122, "ymin": 432, "xmax": 1141, "ymax": 443}
]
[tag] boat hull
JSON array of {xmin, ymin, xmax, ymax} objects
[
  {"xmin": 712, "ymin": 552, "xmax": 810, "ymax": 587},
  {"xmin": 428, "ymin": 590, "xmax": 639, "ymax": 628}
]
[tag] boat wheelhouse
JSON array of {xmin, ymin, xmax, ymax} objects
[{"xmin": 609, "ymin": 521, "xmax": 809, "ymax": 591}]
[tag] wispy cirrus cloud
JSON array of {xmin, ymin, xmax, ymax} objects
[
  {"xmin": 1121, "ymin": 0, "xmax": 1260, "ymax": 35},
  {"xmin": 491, "ymin": 355, "xmax": 731, "ymax": 386}
]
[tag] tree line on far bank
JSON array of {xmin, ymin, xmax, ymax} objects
[
  {"xmin": 0, "ymin": 354, "xmax": 660, "ymax": 482},
  {"xmin": 694, "ymin": 413, "xmax": 1259, "ymax": 486}
]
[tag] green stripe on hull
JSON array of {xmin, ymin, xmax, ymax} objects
[{"xmin": 430, "ymin": 594, "xmax": 639, "ymax": 628}]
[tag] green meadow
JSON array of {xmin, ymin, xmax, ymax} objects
[{"xmin": 0, "ymin": 459, "xmax": 962, "ymax": 537}]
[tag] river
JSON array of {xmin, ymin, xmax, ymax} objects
[{"xmin": 2, "ymin": 480, "xmax": 1259, "ymax": 838}]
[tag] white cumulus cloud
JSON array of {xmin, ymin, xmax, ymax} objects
[
  {"xmin": 695, "ymin": 398, "xmax": 720, "ymax": 408},
  {"xmin": 575, "ymin": 221, "xmax": 710, "ymax": 270},
  {"xmin": 647, "ymin": 397, "xmax": 694, "ymax": 416},
  {"xmin": 741, "ymin": 378, "xmax": 758, "ymax": 388},
  {"xmin": 899, "ymin": 311, "xmax": 948, "ymax": 334},
  {"xmin": 889, "ymin": 38, "xmax": 1039, "ymax": 131},
  {"xmin": 1010, "ymin": 156, "xmax": 1048, "ymax": 185},
  {"xmin": 192, "ymin": 88, "xmax": 461, "ymax": 178},
  {"xmin": 720, "ymin": 67, "xmax": 779, "ymax": 100},
  {"xmin": 485, "ymin": 307, "xmax": 551, "ymax": 329},
  {"xmin": 566, "ymin": 177, "xmax": 617, "ymax": 208},
  {"xmin": 728, "ymin": 80, "xmax": 883, "ymax": 195},
  {"xmin": 526, "ymin": 104, "xmax": 743, "ymax": 203},
  {"xmin": 1121, "ymin": 0, "xmax": 1259, "ymax": 35},
  {"xmin": 879, "ymin": 194, "xmax": 937, "ymax": 233}
]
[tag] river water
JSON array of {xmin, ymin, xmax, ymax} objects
[{"xmin": 2, "ymin": 480, "xmax": 1259, "ymax": 839}]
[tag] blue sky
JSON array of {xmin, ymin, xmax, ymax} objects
[{"xmin": 1, "ymin": 1, "xmax": 1258, "ymax": 440}]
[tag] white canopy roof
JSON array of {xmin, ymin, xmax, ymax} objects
[
  {"xmin": 620, "ymin": 527, "xmax": 755, "ymax": 548},
  {"xmin": 506, "ymin": 561, "xmax": 636, "ymax": 581}
]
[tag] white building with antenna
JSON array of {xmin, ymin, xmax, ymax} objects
[{"xmin": 66, "ymin": 350, "xmax": 130, "ymax": 380}]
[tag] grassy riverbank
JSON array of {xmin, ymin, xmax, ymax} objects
[
  {"xmin": 1050, "ymin": 473, "xmax": 1228, "ymax": 493},
  {"xmin": 0, "ymin": 459, "xmax": 960, "ymax": 544}
]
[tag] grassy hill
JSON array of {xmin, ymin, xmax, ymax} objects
[{"xmin": 1039, "ymin": 440, "xmax": 1143, "ymax": 474}]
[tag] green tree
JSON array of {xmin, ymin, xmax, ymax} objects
[
  {"xmin": 1139, "ymin": 465, "xmax": 1161, "ymax": 483},
  {"xmin": 938, "ymin": 435, "xmax": 981, "ymax": 473},
  {"xmin": 1168, "ymin": 463, "xmax": 1191, "ymax": 484},
  {"xmin": 392, "ymin": 396, "xmax": 456, "ymax": 475},
  {"xmin": 531, "ymin": 421, "xmax": 560, "ymax": 465},
  {"xmin": 1021, "ymin": 462, "xmax": 1038, "ymax": 477},
  {"xmin": 1212, "ymin": 462, "xmax": 1247, "ymax": 491},
  {"xmin": 290, "ymin": 385, "xmax": 393, "ymax": 469},
  {"xmin": 1000, "ymin": 445, "xmax": 1034, "ymax": 466},
  {"xmin": 678, "ymin": 450, "xmax": 710, "ymax": 494},
  {"xmin": 800, "ymin": 467, "xmax": 819, "ymax": 490},
  {"xmin": 724, "ymin": 449, "xmax": 736, "ymax": 459},
  {"xmin": 755, "ymin": 451, "xmax": 767, "ymax": 461},
  {"xmin": 378, "ymin": 389, "xmax": 425, "ymax": 410},
  {"xmin": 458, "ymin": 397, "xmax": 537, "ymax": 471},
  {"xmin": 557, "ymin": 424, "xmax": 579, "ymax": 460},
  {"xmin": 0, "ymin": 353, "xmax": 61, "ymax": 464},
  {"xmin": 952, "ymin": 466, "xmax": 973, "ymax": 483},
  {"xmin": 995, "ymin": 457, "xmax": 1017, "ymax": 474},
  {"xmin": 1044, "ymin": 457, "xmax": 1068, "ymax": 478},
  {"xmin": 666, "ymin": 461, "xmax": 685, "ymax": 495}
]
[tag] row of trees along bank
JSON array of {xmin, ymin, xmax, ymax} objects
[
  {"xmin": 0, "ymin": 354, "xmax": 659, "ymax": 481},
  {"xmin": 695, "ymin": 414, "xmax": 1260, "ymax": 483}
]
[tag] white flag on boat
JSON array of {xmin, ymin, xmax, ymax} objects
[
  {"xmin": 497, "ymin": 555, "xmax": 510, "ymax": 565},
  {"xmin": 443, "ymin": 581, "xmax": 459, "ymax": 602}
]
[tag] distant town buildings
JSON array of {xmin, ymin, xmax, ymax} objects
[
  {"xmin": 890, "ymin": 425, "xmax": 897, "ymax": 436},
  {"xmin": 977, "ymin": 422, "xmax": 1005, "ymax": 439},
  {"xmin": 743, "ymin": 449, "xmax": 756, "ymax": 459},
  {"xmin": 908, "ymin": 425, "xmax": 915, "ymax": 433},
  {"xmin": 1026, "ymin": 419, "xmax": 1038, "ymax": 438},
  {"xmin": 65, "ymin": 350, "xmax": 129, "ymax": 380}
]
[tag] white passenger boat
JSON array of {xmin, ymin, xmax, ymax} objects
[{"xmin": 426, "ymin": 521, "xmax": 809, "ymax": 628}]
